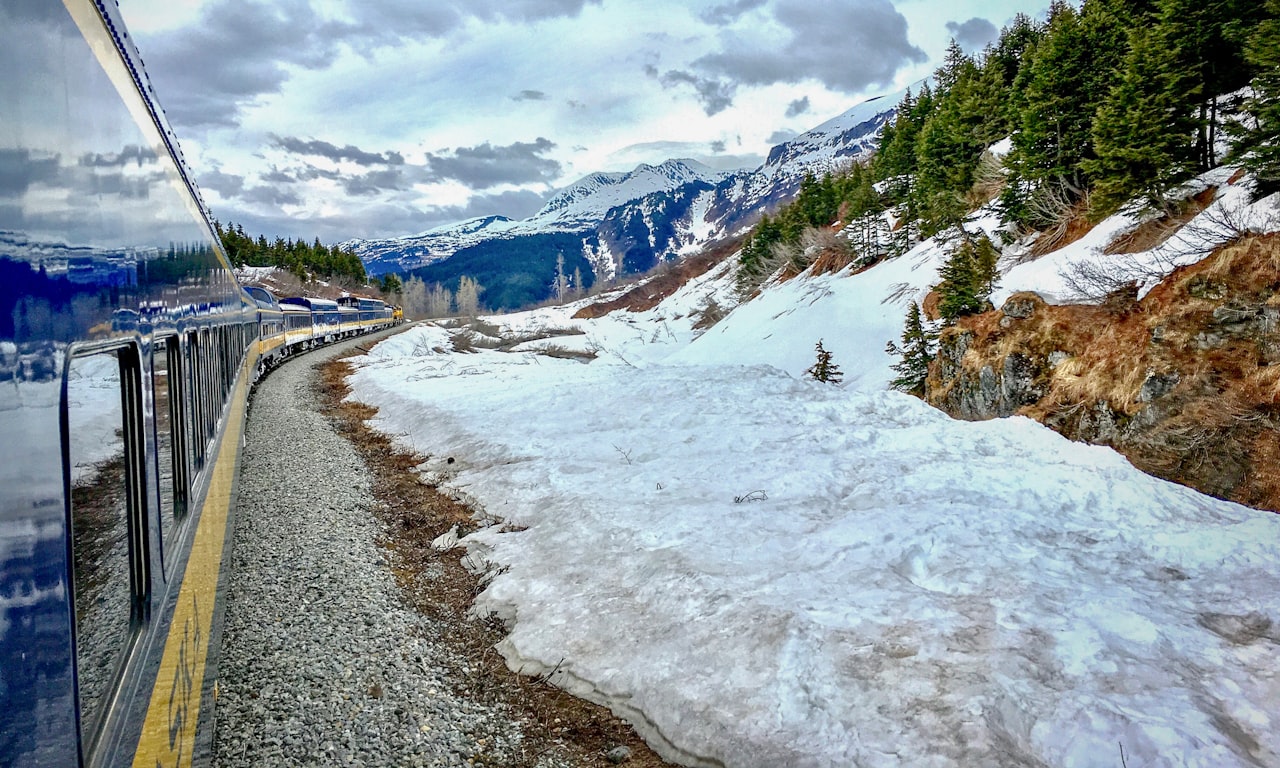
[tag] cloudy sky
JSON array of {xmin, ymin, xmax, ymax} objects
[{"xmin": 117, "ymin": 0, "xmax": 1051, "ymax": 243}]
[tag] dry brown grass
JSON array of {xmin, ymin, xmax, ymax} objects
[
  {"xmin": 316, "ymin": 355, "xmax": 672, "ymax": 768},
  {"xmin": 937, "ymin": 233, "xmax": 1280, "ymax": 512},
  {"xmin": 1104, "ymin": 187, "xmax": 1218, "ymax": 255}
]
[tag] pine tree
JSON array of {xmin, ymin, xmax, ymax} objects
[
  {"xmin": 1156, "ymin": 0, "xmax": 1267, "ymax": 171},
  {"xmin": 1237, "ymin": 0, "xmax": 1280, "ymax": 196},
  {"xmin": 1009, "ymin": 2, "xmax": 1092, "ymax": 189},
  {"xmin": 873, "ymin": 89, "xmax": 925, "ymax": 206},
  {"xmin": 936, "ymin": 234, "xmax": 1000, "ymax": 323},
  {"xmin": 1084, "ymin": 25, "xmax": 1194, "ymax": 217},
  {"xmin": 806, "ymin": 340, "xmax": 843, "ymax": 383},
  {"xmin": 886, "ymin": 302, "xmax": 936, "ymax": 396}
]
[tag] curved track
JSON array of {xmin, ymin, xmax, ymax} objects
[{"xmin": 214, "ymin": 330, "xmax": 543, "ymax": 767}]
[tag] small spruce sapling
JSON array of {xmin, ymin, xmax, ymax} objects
[
  {"xmin": 886, "ymin": 302, "xmax": 937, "ymax": 397},
  {"xmin": 806, "ymin": 339, "xmax": 843, "ymax": 383}
]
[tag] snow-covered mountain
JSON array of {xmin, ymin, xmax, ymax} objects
[
  {"xmin": 350, "ymin": 159, "xmax": 731, "ymax": 277},
  {"xmin": 348, "ymin": 88, "xmax": 903, "ymax": 307}
]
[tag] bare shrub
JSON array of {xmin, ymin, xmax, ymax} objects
[
  {"xmin": 968, "ymin": 151, "xmax": 1006, "ymax": 208},
  {"xmin": 467, "ymin": 318, "xmax": 502, "ymax": 337},
  {"xmin": 1026, "ymin": 183, "xmax": 1092, "ymax": 258},
  {"xmin": 692, "ymin": 296, "xmax": 728, "ymax": 330},
  {"xmin": 536, "ymin": 344, "xmax": 597, "ymax": 362},
  {"xmin": 450, "ymin": 332, "xmax": 475, "ymax": 353},
  {"xmin": 1062, "ymin": 196, "xmax": 1266, "ymax": 303}
]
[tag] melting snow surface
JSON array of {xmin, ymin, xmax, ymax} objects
[{"xmin": 346, "ymin": 168, "xmax": 1280, "ymax": 768}]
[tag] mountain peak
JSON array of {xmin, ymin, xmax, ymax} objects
[{"xmin": 533, "ymin": 159, "xmax": 728, "ymax": 224}]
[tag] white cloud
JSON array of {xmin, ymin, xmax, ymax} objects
[{"xmin": 118, "ymin": 0, "xmax": 1053, "ymax": 242}]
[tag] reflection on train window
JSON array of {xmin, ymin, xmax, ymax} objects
[
  {"xmin": 151, "ymin": 338, "xmax": 186, "ymax": 573},
  {"xmin": 187, "ymin": 331, "xmax": 205, "ymax": 472},
  {"xmin": 66, "ymin": 348, "xmax": 146, "ymax": 747},
  {"xmin": 168, "ymin": 338, "xmax": 190, "ymax": 520}
]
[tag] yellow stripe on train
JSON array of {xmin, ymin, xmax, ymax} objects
[{"xmin": 131, "ymin": 357, "xmax": 250, "ymax": 768}]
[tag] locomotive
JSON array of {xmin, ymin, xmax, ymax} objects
[{"xmin": 0, "ymin": 1, "xmax": 397, "ymax": 765}]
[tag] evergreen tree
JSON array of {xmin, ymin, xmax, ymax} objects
[
  {"xmin": 805, "ymin": 340, "xmax": 843, "ymax": 383},
  {"xmin": 987, "ymin": 13, "xmax": 1043, "ymax": 94},
  {"xmin": 936, "ymin": 234, "xmax": 1000, "ymax": 323},
  {"xmin": 1236, "ymin": 0, "xmax": 1280, "ymax": 195},
  {"xmin": 913, "ymin": 50, "xmax": 1009, "ymax": 236},
  {"xmin": 935, "ymin": 40, "xmax": 970, "ymax": 93},
  {"xmin": 1085, "ymin": 25, "xmax": 1194, "ymax": 217},
  {"xmin": 1157, "ymin": 0, "xmax": 1267, "ymax": 171},
  {"xmin": 886, "ymin": 302, "xmax": 937, "ymax": 397},
  {"xmin": 379, "ymin": 273, "xmax": 402, "ymax": 294},
  {"xmin": 1009, "ymin": 2, "xmax": 1093, "ymax": 190}
]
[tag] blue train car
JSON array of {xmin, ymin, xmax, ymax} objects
[
  {"xmin": 3, "ymin": 1, "xmax": 254, "ymax": 765},
  {"xmin": 0, "ymin": 5, "xmax": 406, "ymax": 764}
]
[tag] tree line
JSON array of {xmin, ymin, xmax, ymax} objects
[
  {"xmin": 214, "ymin": 221, "xmax": 368, "ymax": 285},
  {"xmin": 731, "ymin": 0, "xmax": 1280, "ymax": 394}
]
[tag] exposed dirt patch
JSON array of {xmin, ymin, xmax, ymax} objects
[
  {"xmin": 573, "ymin": 237, "xmax": 741, "ymax": 318},
  {"xmin": 317, "ymin": 355, "xmax": 671, "ymax": 768}
]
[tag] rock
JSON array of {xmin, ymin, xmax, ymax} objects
[
  {"xmin": 1048, "ymin": 351, "xmax": 1071, "ymax": 368},
  {"xmin": 605, "ymin": 746, "xmax": 632, "ymax": 764},
  {"xmin": 1000, "ymin": 292, "xmax": 1044, "ymax": 320},
  {"xmin": 1138, "ymin": 371, "xmax": 1180, "ymax": 403},
  {"xmin": 936, "ymin": 328, "xmax": 973, "ymax": 382},
  {"xmin": 1000, "ymin": 353, "xmax": 1044, "ymax": 414}
]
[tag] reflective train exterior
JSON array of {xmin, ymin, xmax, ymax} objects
[{"xmin": 0, "ymin": 2, "xmax": 394, "ymax": 765}]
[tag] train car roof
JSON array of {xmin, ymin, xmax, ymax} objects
[
  {"xmin": 280, "ymin": 297, "xmax": 340, "ymax": 310},
  {"xmin": 243, "ymin": 286, "xmax": 280, "ymax": 309}
]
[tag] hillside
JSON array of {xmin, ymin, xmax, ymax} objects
[
  {"xmin": 340, "ymin": 167, "xmax": 1280, "ymax": 767},
  {"xmin": 345, "ymin": 90, "xmax": 901, "ymax": 309},
  {"xmin": 329, "ymin": 3, "xmax": 1280, "ymax": 765}
]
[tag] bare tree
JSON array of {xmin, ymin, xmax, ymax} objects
[
  {"xmin": 553, "ymin": 253, "xmax": 568, "ymax": 302},
  {"xmin": 455, "ymin": 275, "xmax": 481, "ymax": 317},
  {"xmin": 401, "ymin": 275, "xmax": 429, "ymax": 318},
  {"xmin": 426, "ymin": 282, "xmax": 454, "ymax": 317}
]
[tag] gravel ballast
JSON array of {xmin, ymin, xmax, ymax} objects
[{"xmin": 213, "ymin": 334, "xmax": 541, "ymax": 767}]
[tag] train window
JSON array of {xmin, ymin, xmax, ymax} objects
[
  {"xmin": 199, "ymin": 328, "xmax": 214, "ymax": 447},
  {"xmin": 186, "ymin": 331, "xmax": 205, "ymax": 472},
  {"xmin": 65, "ymin": 346, "xmax": 148, "ymax": 750},
  {"xmin": 151, "ymin": 338, "xmax": 187, "ymax": 572}
]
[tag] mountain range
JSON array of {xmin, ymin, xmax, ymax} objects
[{"xmin": 347, "ymin": 87, "xmax": 903, "ymax": 309}]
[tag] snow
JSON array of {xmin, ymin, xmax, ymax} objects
[
  {"xmin": 344, "ymin": 168, "xmax": 1280, "ymax": 768},
  {"xmin": 235, "ymin": 265, "xmax": 278, "ymax": 284},
  {"xmin": 996, "ymin": 167, "xmax": 1280, "ymax": 305}
]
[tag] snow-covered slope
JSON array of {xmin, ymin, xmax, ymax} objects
[
  {"xmin": 344, "ymin": 168, "xmax": 1280, "ymax": 768},
  {"xmin": 530, "ymin": 159, "xmax": 731, "ymax": 230}
]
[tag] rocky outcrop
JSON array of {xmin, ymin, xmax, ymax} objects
[
  {"xmin": 930, "ymin": 293, "xmax": 1050, "ymax": 420},
  {"xmin": 925, "ymin": 236, "xmax": 1280, "ymax": 512}
]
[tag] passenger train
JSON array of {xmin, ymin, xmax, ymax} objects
[{"xmin": 0, "ymin": 1, "xmax": 399, "ymax": 765}]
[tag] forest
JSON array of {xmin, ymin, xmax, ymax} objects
[
  {"xmin": 738, "ymin": 0, "xmax": 1280, "ymax": 305},
  {"xmin": 214, "ymin": 220, "xmax": 369, "ymax": 285}
]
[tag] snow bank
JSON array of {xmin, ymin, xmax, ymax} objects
[
  {"xmin": 344, "ymin": 166, "xmax": 1280, "ymax": 768},
  {"xmin": 350, "ymin": 326, "xmax": 1280, "ymax": 768}
]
